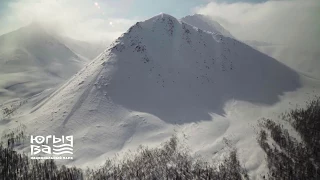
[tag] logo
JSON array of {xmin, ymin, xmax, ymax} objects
[{"xmin": 30, "ymin": 135, "xmax": 73, "ymax": 160}]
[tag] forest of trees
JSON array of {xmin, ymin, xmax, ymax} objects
[
  {"xmin": 257, "ymin": 97, "xmax": 320, "ymax": 179},
  {"xmin": 0, "ymin": 135, "xmax": 248, "ymax": 180},
  {"xmin": 0, "ymin": 97, "xmax": 319, "ymax": 179}
]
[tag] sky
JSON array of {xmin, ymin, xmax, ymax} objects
[
  {"xmin": 0, "ymin": 0, "xmax": 318, "ymax": 51},
  {"xmin": 0, "ymin": 0, "xmax": 318, "ymax": 77},
  {"xmin": 196, "ymin": 0, "xmax": 320, "ymax": 78},
  {"xmin": 0, "ymin": 0, "xmax": 271, "ymax": 42}
]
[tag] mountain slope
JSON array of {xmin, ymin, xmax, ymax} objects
[
  {"xmin": 0, "ymin": 23, "xmax": 89, "ymax": 102},
  {"xmin": 11, "ymin": 13, "xmax": 302, "ymax": 177},
  {"xmin": 57, "ymin": 36, "xmax": 107, "ymax": 60},
  {"xmin": 181, "ymin": 14, "xmax": 234, "ymax": 38},
  {"xmin": 247, "ymin": 42, "xmax": 320, "ymax": 79}
]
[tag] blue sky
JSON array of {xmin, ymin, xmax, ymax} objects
[
  {"xmin": 0, "ymin": 0, "xmax": 268, "ymax": 40},
  {"xmin": 0, "ymin": 0, "xmax": 268, "ymax": 19},
  {"xmin": 0, "ymin": 0, "xmax": 12, "ymax": 16},
  {"xmin": 106, "ymin": 0, "xmax": 267, "ymax": 18},
  {"xmin": 0, "ymin": 0, "xmax": 318, "ymax": 78},
  {"xmin": 0, "ymin": 0, "xmax": 317, "ymax": 48}
]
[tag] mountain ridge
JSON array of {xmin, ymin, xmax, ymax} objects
[
  {"xmin": 181, "ymin": 14, "xmax": 234, "ymax": 38},
  {"xmin": 5, "ymin": 13, "xmax": 304, "ymax": 178},
  {"xmin": 0, "ymin": 22, "xmax": 106, "ymax": 103}
]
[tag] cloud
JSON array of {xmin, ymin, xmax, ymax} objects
[
  {"xmin": 194, "ymin": 0, "xmax": 319, "ymax": 48},
  {"xmin": 194, "ymin": 0, "xmax": 320, "ymax": 78},
  {"xmin": 0, "ymin": 0, "xmax": 139, "ymax": 42},
  {"xmin": 1, "ymin": 0, "xmax": 318, "ymax": 77}
]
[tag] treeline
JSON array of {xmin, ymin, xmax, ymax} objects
[
  {"xmin": 0, "ymin": 97, "xmax": 319, "ymax": 179},
  {"xmin": 257, "ymin": 97, "xmax": 320, "ymax": 179},
  {"xmin": 85, "ymin": 136, "xmax": 249, "ymax": 180},
  {"xmin": 0, "ymin": 139, "xmax": 83, "ymax": 179},
  {"xmin": 0, "ymin": 136, "xmax": 248, "ymax": 180}
]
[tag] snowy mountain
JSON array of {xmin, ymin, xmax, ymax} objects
[
  {"xmin": 181, "ymin": 14, "xmax": 234, "ymax": 38},
  {"xmin": 6, "ymin": 13, "xmax": 312, "ymax": 178},
  {"xmin": 181, "ymin": 14, "xmax": 320, "ymax": 80},
  {"xmin": 0, "ymin": 23, "xmax": 101, "ymax": 102},
  {"xmin": 247, "ymin": 42, "xmax": 320, "ymax": 79},
  {"xmin": 57, "ymin": 36, "xmax": 107, "ymax": 60}
]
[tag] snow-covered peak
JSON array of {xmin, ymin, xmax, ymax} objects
[
  {"xmin": 18, "ymin": 13, "xmax": 301, "ymax": 175},
  {"xmin": 25, "ymin": 21, "xmax": 45, "ymax": 29},
  {"xmin": 110, "ymin": 13, "xmax": 233, "ymax": 53},
  {"xmin": 157, "ymin": 13, "xmax": 177, "ymax": 19},
  {"xmin": 133, "ymin": 12, "xmax": 181, "ymax": 33},
  {"xmin": 146, "ymin": 13, "xmax": 179, "ymax": 22},
  {"xmin": 0, "ymin": 23, "xmax": 88, "ymax": 102},
  {"xmin": 181, "ymin": 14, "xmax": 233, "ymax": 38}
]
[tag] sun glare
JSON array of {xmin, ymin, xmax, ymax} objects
[{"xmin": 94, "ymin": 2, "xmax": 101, "ymax": 9}]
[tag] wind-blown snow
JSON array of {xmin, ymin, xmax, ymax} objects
[
  {"xmin": 247, "ymin": 42, "xmax": 320, "ymax": 79},
  {"xmin": 57, "ymin": 36, "xmax": 108, "ymax": 60},
  {"xmin": 3, "ymin": 13, "xmax": 319, "ymax": 179},
  {"xmin": 0, "ymin": 22, "xmax": 101, "ymax": 103},
  {"xmin": 181, "ymin": 14, "xmax": 234, "ymax": 38}
]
